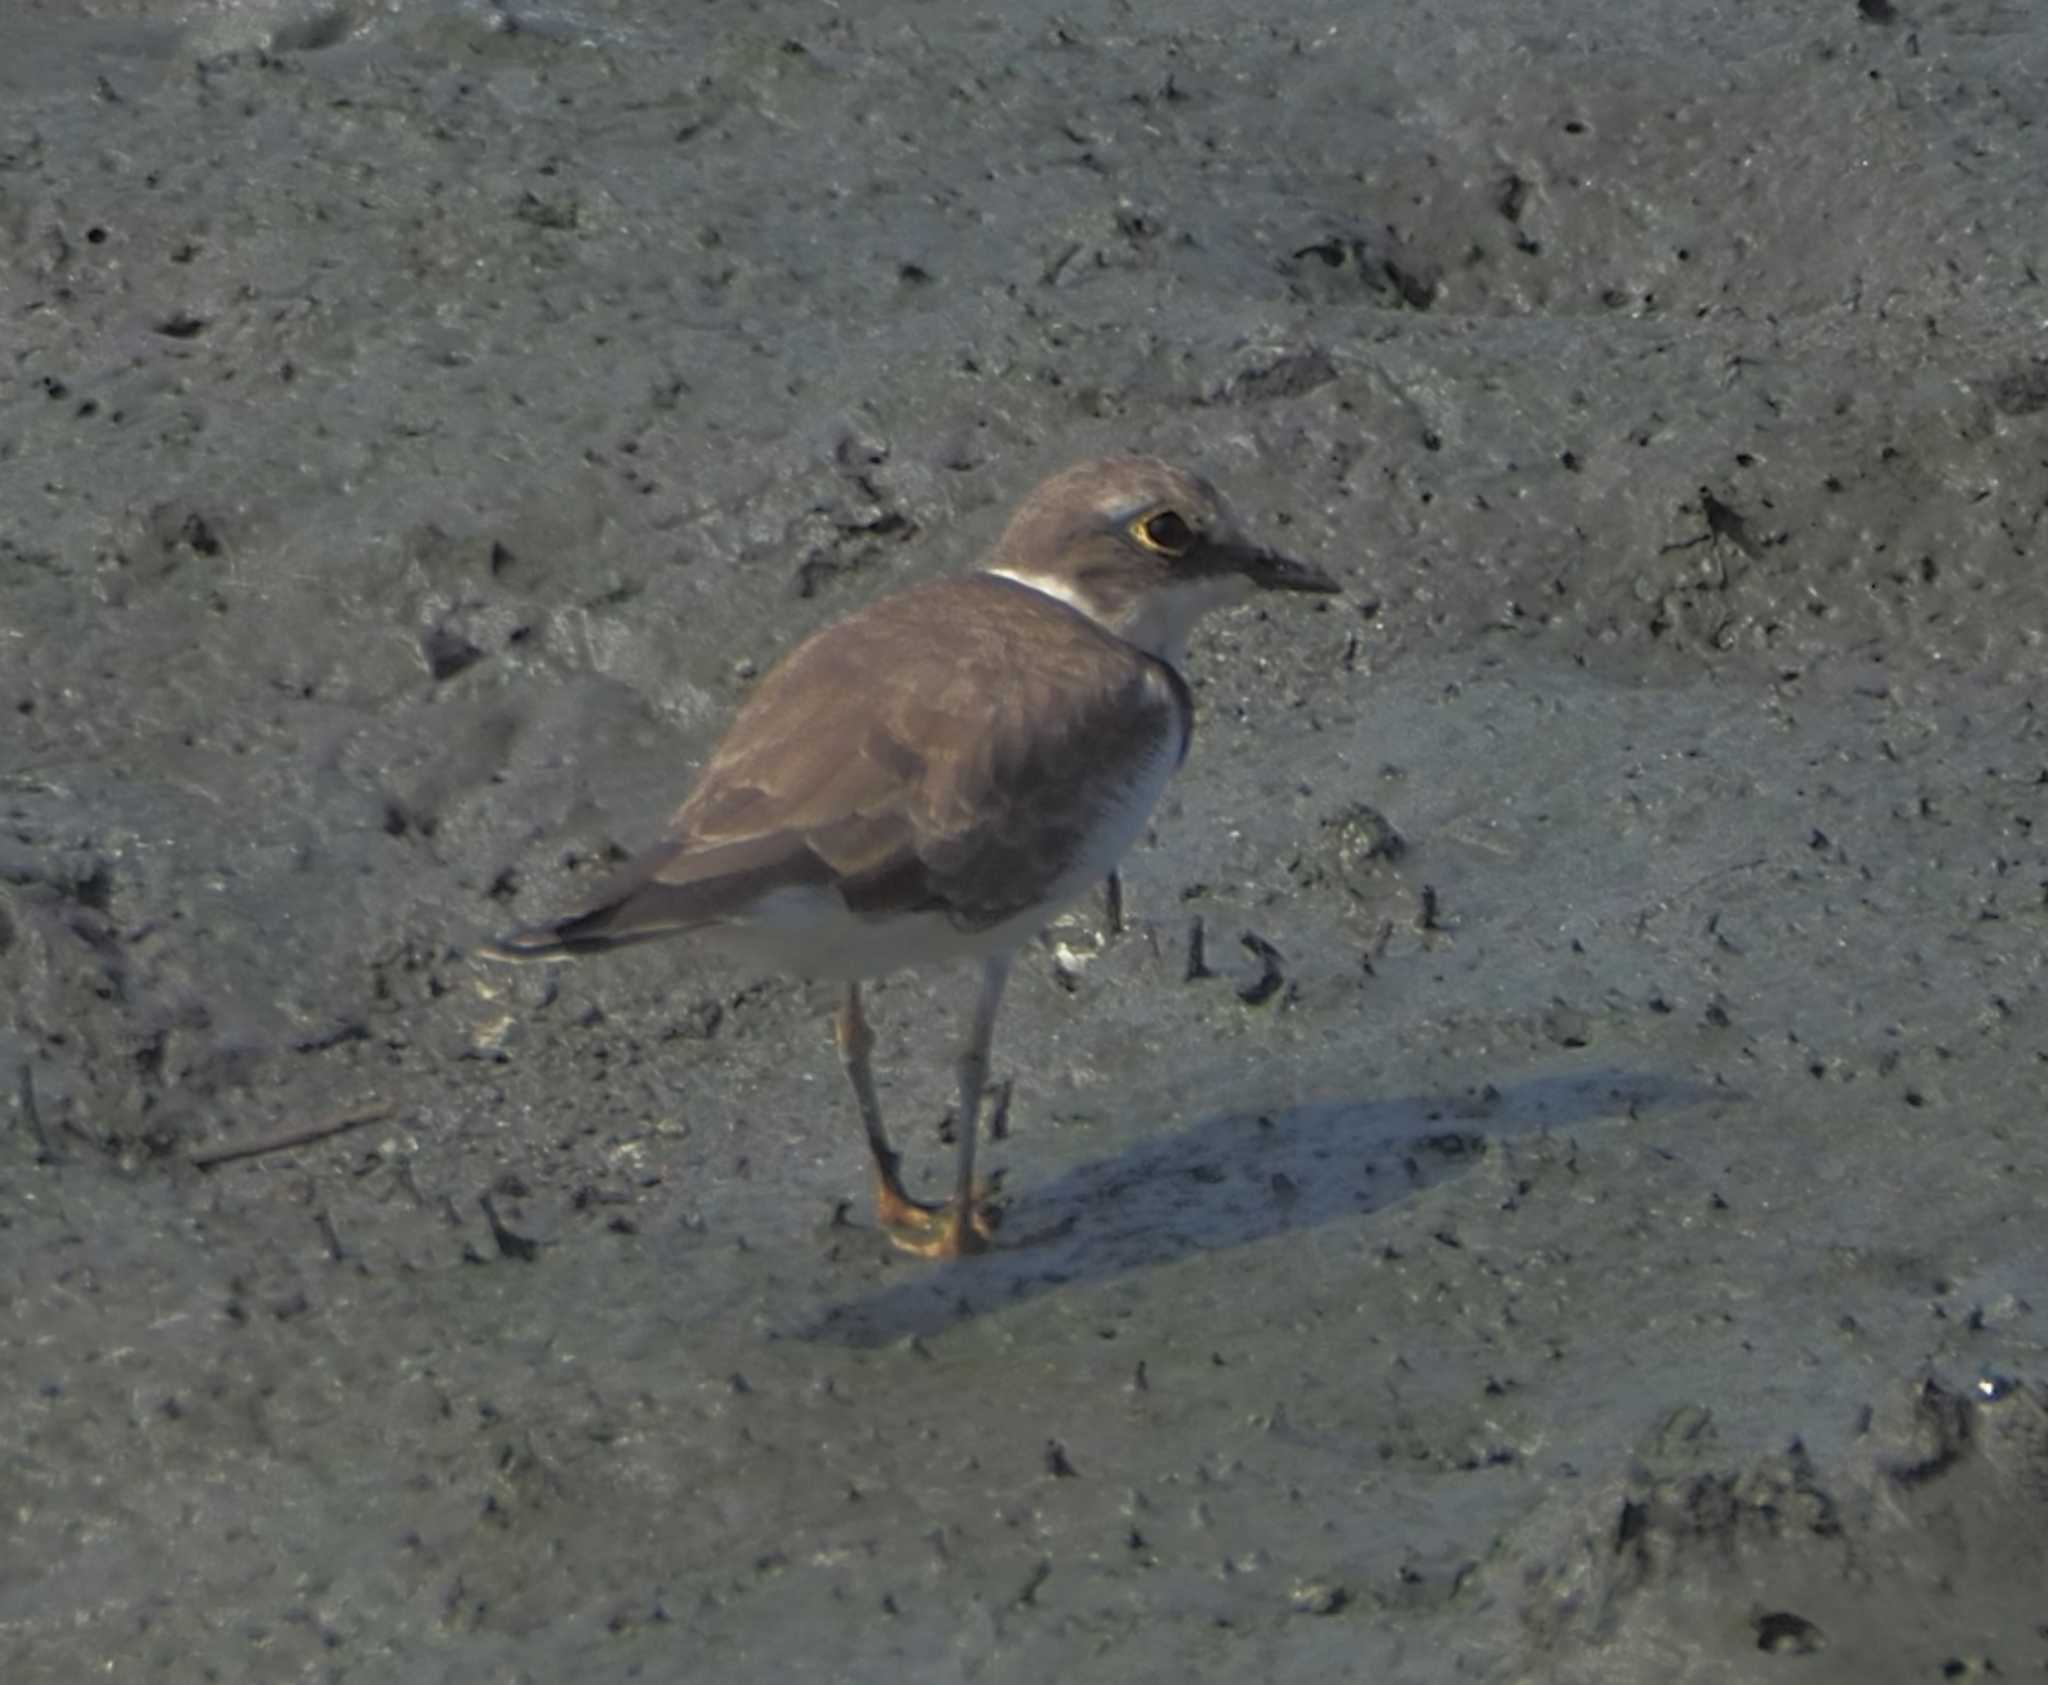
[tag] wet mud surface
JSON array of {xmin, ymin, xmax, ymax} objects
[{"xmin": 4, "ymin": 1, "xmax": 2046, "ymax": 1679}]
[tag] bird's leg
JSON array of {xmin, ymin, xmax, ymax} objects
[
  {"xmin": 834, "ymin": 982, "xmax": 942, "ymax": 1235},
  {"xmin": 894, "ymin": 952, "xmax": 1011, "ymax": 1260}
]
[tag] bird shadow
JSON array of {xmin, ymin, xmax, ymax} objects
[{"xmin": 793, "ymin": 1067, "xmax": 1721, "ymax": 1347}]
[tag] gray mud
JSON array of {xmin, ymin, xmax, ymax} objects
[{"xmin": 4, "ymin": 0, "xmax": 2046, "ymax": 1679}]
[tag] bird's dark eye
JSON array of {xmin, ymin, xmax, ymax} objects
[{"xmin": 1135, "ymin": 509, "xmax": 1194, "ymax": 556}]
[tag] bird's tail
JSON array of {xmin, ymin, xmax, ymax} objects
[
  {"xmin": 477, "ymin": 833, "xmax": 779, "ymax": 962},
  {"xmin": 478, "ymin": 897, "xmax": 684, "ymax": 963}
]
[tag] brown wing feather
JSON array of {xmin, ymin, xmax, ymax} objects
[{"xmin": 489, "ymin": 577, "xmax": 1183, "ymax": 958}]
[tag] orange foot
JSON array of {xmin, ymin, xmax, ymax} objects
[{"xmin": 875, "ymin": 1179, "xmax": 998, "ymax": 1258}]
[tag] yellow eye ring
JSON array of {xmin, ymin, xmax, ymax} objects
[{"xmin": 1133, "ymin": 508, "xmax": 1194, "ymax": 556}]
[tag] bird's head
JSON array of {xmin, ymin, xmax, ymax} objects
[{"xmin": 982, "ymin": 456, "xmax": 1338, "ymax": 663}]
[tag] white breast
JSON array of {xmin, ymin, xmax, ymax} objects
[{"xmin": 1020, "ymin": 701, "xmax": 1183, "ymax": 928}]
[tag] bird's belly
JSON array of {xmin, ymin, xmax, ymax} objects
[
  {"xmin": 708, "ymin": 731, "xmax": 1181, "ymax": 981},
  {"xmin": 703, "ymin": 903, "xmax": 1021, "ymax": 980}
]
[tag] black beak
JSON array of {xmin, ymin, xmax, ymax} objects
[{"xmin": 1228, "ymin": 542, "xmax": 1340, "ymax": 595}]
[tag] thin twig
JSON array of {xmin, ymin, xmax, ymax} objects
[
  {"xmin": 190, "ymin": 1102, "xmax": 394, "ymax": 1170},
  {"xmin": 17, "ymin": 1063, "xmax": 58, "ymax": 1163},
  {"xmin": 1102, "ymin": 870, "xmax": 1124, "ymax": 938}
]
